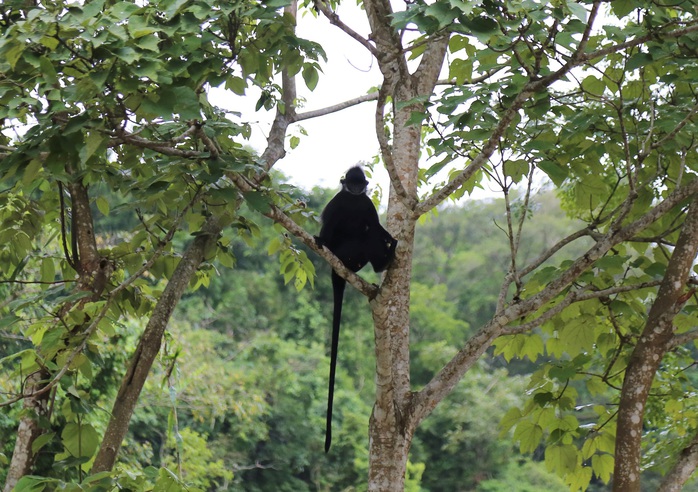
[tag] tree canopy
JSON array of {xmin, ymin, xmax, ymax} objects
[{"xmin": 2, "ymin": 0, "xmax": 698, "ymax": 490}]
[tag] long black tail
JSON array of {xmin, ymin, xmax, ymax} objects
[{"xmin": 326, "ymin": 271, "xmax": 345, "ymax": 453}]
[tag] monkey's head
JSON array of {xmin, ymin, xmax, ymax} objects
[{"xmin": 341, "ymin": 166, "xmax": 368, "ymax": 195}]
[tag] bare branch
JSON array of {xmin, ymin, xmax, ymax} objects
[
  {"xmin": 313, "ymin": 0, "xmax": 378, "ymax": 57},
  {"xmin": 519, "ymin": 226, "xmax": 600, "ymax": 278},
  {"xmin": 259, "ymin": 1, "xmax": 299, "ymax": 171},
  {"xmin": 668, "ymin": 330, "xmax": 698, "ymax": 350},
  {"xmin": 295, "ymin": 92, "xmax": 379, "ymax": 121}
]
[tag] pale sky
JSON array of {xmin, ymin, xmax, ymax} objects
[{"xmin": 213, "ymin": 3, "xmax": 386, "ymax": 193}]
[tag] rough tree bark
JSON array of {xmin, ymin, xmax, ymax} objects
[
  {"xmin": 91, "ymin": 0, "xmax": 301, "ymax": 474},
  {"xmin": 307, "ymin": 1, "xmax": 698, "ymax": 488},
  {"xmin": 3, "ymin": 372, "xmax": 51, "ymax": 492},
  {"xmin": 4, "ymin": 180, "xmax": 112, "ymax": 492},
  {"xmin": 613, "ymin": 195, "xmax": 698, "ymax": 492},
  {"xmin": 658, "ymin": 428, "xmax": 698, "ymax": 492},
  {"xmin": 360, "ymin": 0, "xmax": 448, "ymax": 486},
  {"xmin": 91, "ymin": 213, "xmax": 226, "ymax": 473}
]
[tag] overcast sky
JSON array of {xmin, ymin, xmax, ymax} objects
[{"xmin": 213, "ymin": 3, "xmax": 385, "ymax": 193}]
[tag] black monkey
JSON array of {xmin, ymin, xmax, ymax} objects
[{"xmin": 316, "ymin": 166, "xmax": 397, "ymax": 452}]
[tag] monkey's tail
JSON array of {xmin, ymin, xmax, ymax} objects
[{"xmin": 326, "ymin": 271, "xmax": 346, "ymax": 453}]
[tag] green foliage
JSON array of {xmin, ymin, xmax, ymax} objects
[
  {"xmin": 477, "ymin": 459, "xmax": 567, "ymax": 492},
  {"xmin": 0, "ymin": 0, "xmax": 324, "ymax": 488},
  {"xmin": 161, "ymin": 428, "xmax": 233, "ymax": 490},
  {"xmin": 3, "ymin": 0, "xmax": 698, "ymax": 489}
]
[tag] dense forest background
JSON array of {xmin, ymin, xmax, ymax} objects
[
  {"xmin": 3, "ymin": 0, "xmax": 698, "ymax": 489},
  {"xmin": 3, "ymin": 180, "xmax": 693, "ymax": 491}
]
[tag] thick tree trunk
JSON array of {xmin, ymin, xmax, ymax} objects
[
  {"xmin": 91, "ymin": 214, "xmax": 225, "ymax": 473},
  {"xmin": 367, "ymin": 409, "xmax": 412, "ymax": 490},
  {"xmin": 359, "ymin": 0, "xmax": 450, "ymax": 485},
  {"xmin": 613, "ymin": 195, "xmax": 698, "ymax": 491}
]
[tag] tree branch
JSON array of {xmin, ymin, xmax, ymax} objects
[
  {"xmin": 416, "ymin": 7, "xmax": 698, "ymax": 215},
  {"xmin": 658, "ymin": 428, "xmax": 698, "ymax": 492},
  {"xmin": 375, "ymin": 83, "xmax": 416, "ymax": 210},
  {"xmin": 501, "ymin": 280, "xmax": 664, "ymax": 336},
  {"xmin": 411, "ymin": 181, "xmax": 698, "ymax": 425},
  {"xmin": 294, "ymin": 92, "xmax": 379, "ymax": 122},
  {"xmin": 313, "ymin": 0, "xmax": 378, "ymax": 57},
  {"xmin": 614, "ymin": 193, "xmax": 698, "ymax": 491},
  {"xmin": 669, "ymin": 329, "xmax": 698, "ymax": 350}
]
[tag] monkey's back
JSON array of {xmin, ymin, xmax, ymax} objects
[{"xmin": 319, "ymin": 191, "xmax": 378, "ymax": 271}]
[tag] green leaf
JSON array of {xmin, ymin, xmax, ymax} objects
[
  {"xmin": 520, "ymin": 334, "xmax": 544, "ymax": 362},
  {"xmin": 302, "ymin": 65, "xmax": 319, "ymax": 91},
  {"xmin": 61, "ymin": 423, "xmax": 99, "ymax": 458},
  {"xmin": 538, "ymin": 160, "xmax": 568, "ymax": 186},
  {"xmin": 79, "ymin": 132, "xmax": 105, "ymax": 164},
  {"xmin": 267, "ymin": 236, "xmax": 283, "ymax": 255},
  {"xmin": 31, "ymin": 432, "xmax": 56, "ymax": 454},
  {"xmin": 592, "ymin": 453, "xmax": 614, "ymax": 483},
  {"xmin": 545, "ymin": 443, "xmax": 578, "ymax": 475},
  {"xmin": 170, "ymin": 86, "xmax": 201, "ymax": 120},
  {"xmin": 154, "ymin": 467, "xmax": 187, "ymax": 492},
  {"xmin": 40, "ymin": 257, "xmax": 55, "ymax": 285},
  {"xmin": 96, "ymin": 196, "xmax": 110, "ymax": 216},
  {"xmin": 581, "ymin": 75, "xmax": 605, "ymax": 97},
  {"xmin": 626, "ymin": 52, "xmax": 653, "ymax": 71},
  {"xmin": 513, "ymin": 421, "xmax": 543, "ymax": 454},
  {"xmin": 226, "ymin": 76, "xmax": 247, "ymax": 95},
  {"xmin": 13, "ymin": 476, "xmax": 50, "ymax": 492},
  {"xmin": 559, "ymin": 314, "xmax": 596, "ymax": 354},
  {"xmin": 566, "ymin": 466, "xmax": 593, "ymax": 491},
  {"xmin": 22, "ymin": 159, "xmax": 43, "ymax": 188},
  {"xmin": 499, "ymin": 407, "xmax": 523, "ymax": 436},
  {"xmin": 503, "ymin": 159, "xmax": 529, "ymax": 184},
  {"xmin": 566, "ymin": 2, "xmax": 587, "ymax": 21},
  {"xmin": 611, "ymin": 0, "xmax": 635, "ymax": 16},
  {"xmin": 243, "ymin": 191, "xmax": 271, "ymax": 214},
  {"xmin": 39, "ymin": 56, "xmax": 58, "ymax": 86}
]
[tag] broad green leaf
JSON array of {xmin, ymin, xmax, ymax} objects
[
  {"xmin": 80, "ymin": 133, "xmax": 105, "ymax": 164},
  {"xmin": 581, "ymin": 75, "xmax": 605, "ymax": 97},
  {"xmin": 514, "ymin": 421, "xmax": 543, "ymax": 453},
  {"xmin": 545, "ymin": 443, "xmax": 578, "ymax": 475},
  {"xmin": 31, "ymin": 432, "xmax": 56, "ymax": 454},
  {"xmin": 13, "ymin": 476, "xmax": 50, "ymax": 492},
  {"xmin": 243, "ymin": 191, "xmax": 271, "ymax": 214},
  {"xmin": 61, "ymin": 423, "xmax": 99, "ymax": 458},
  {"xmin": 499, "ymin": 406, "xmax": 523, "ymax": 435},
  {"xmin": 22, "ymin": 159, "xmax": 43, "ymax": 187},
  {"xmin": 39, "ymin": 56, "xmax": 57, "ymax": 86},
  {"xmin": 566, "ymin": 466, "xmax": 593, "ymax": 491},
  {"xmin": 592, "ymin": 453, "xmax": 614, "ymax": 483},
  {"xmin": 302, "ymin": 65, "xmax": 319, "ymax": 91},
  {"xmin": 227, "ymin": 76, "xmax": 247, "ymax": 95},
  {"xmin": 566, "ymin": 2, "xmax": 587, "ymax": 21},
  {"xmin": 538, "ymin": 160, "xmax": 568, "ymax": 186},
  {"xmin": 96, "ymin": 196, "xmax": 110, "ymax": 216},
  {"xmin": 154, "ymin": 467, "xmax": 187, "ymax": 492},
  {"xmin": 40, "ymin": 257, "xmax": 55, "ymax": 285}
]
